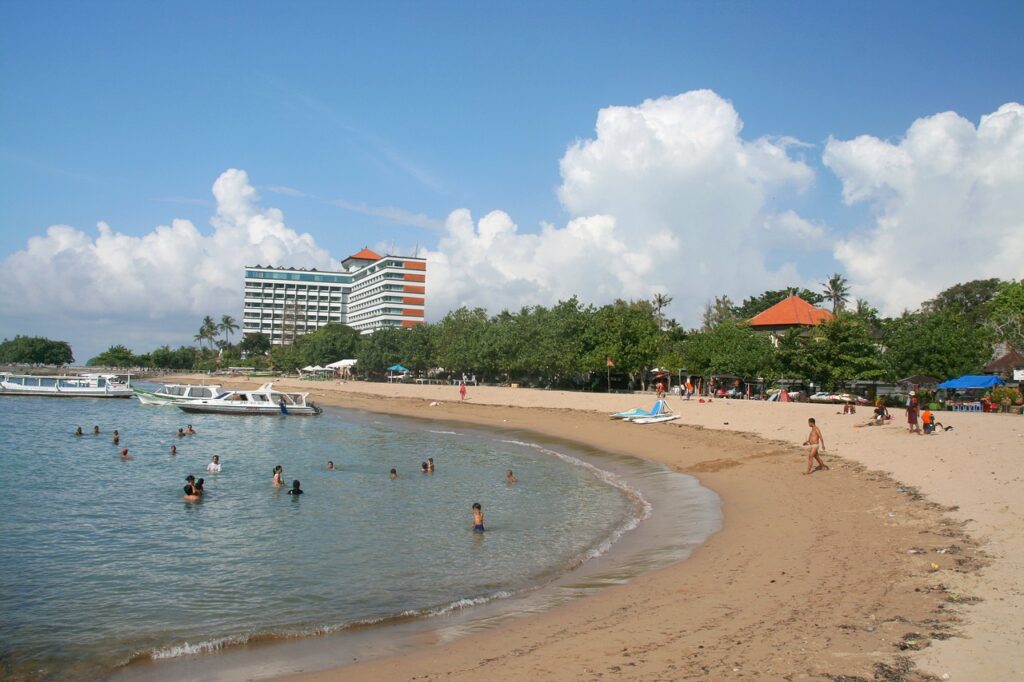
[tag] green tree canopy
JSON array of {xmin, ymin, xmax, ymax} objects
[
  {"xmin": 433, "ymin": 307, "xmax": 489, "ymax": 374},
  {"xmin": 779, "ymin": 317, "xmax": 886, "ymax": 390},
  {"xmin": 87, "ymin": 344, "xmax": 138, "ymax": 367},
  {"xmin": 0, "ymin": 335, "xmax": 74, "ymax": 365},
  {"xmin": 239, "ymin": 332, "xmax": 272, "ymax": 357},
  {"xmin": 588, "ymin": 299, "xmax": 661, "ymax": 387},
  {"xmin": 922, "ymin": 278, "xmax": 1003, "ymax": 324},
  {"xmin": 884, "ymin": 311, "xmax": 995, "ymax": 380},
  {"xmin": 680, "ymin": 322, "xmax": 777, "ymax": 380},
  {"xmin": 294, "ymin": 323, "xmax": 362, "ymax": 367},
  {"xmin": 986, "ymin": 279, "xmax": 1024, "ymax": 349}
]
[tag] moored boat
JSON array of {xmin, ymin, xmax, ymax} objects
[
  {"xmin": 0, "ymin": 373, "xmax": 133, "ymax": 398},
  {"xmin": 134, "ymin": 383, "xmax": 223, "ymax": 405},
  {"xmin": 176, "ymin": 382, "xmax": 322, "ymax": 416}
]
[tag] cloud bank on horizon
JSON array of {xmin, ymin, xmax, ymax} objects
[{"xmin": 2, "ymin": 91, "xmax": 1022, "ymax": 357}]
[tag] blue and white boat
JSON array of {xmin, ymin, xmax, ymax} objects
[
  {"xmin": 176, "ymin": 382, "xmax": 322, "ymax": 416},
  {"xmin": 134, "ymin": 383, "xmax": 222, "ymax": 405}
]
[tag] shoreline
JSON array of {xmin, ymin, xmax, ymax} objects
[{"xmin": 155, "ymin": 376, "xmax": 1021, "ymax": 680}]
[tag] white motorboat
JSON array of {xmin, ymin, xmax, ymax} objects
[
  {"xmin": 176, "ymin": 382, "xmax": 323, "ymax": 416},
  {"xmin": 134, "ymin": 383, "xmax": 223, "ymax": 405},
  {"xmin": 0, "ymin": 373, "xmax": 133, "ymax": 398}
]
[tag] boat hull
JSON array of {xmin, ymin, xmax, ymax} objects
[
  {"xmin": 0, "ymin": 388, "xmax": 132, "ymax": 398},
  {"xmin": 176, "ymin": 404, "xmax": 320, "ymax": 416}
]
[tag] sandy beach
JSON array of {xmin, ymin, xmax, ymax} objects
[{"xmin": 167, "ymin": 376, "xmax": 1023, "ymax": 680}]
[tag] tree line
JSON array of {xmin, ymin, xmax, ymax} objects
[{"xmin": 10, "ymin": 277, "xmax": 1023, "ymax": 391}]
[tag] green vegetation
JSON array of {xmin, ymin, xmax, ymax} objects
[
  {"xmin": 0, "ymin": 335, "xmax": 74, "ymax": 365},
  {"xmin": 36, "ymin": 277, "xmax": 1024, "ymax": 390}
]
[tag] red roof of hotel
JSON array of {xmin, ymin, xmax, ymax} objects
[
  {"xmin": 748, "ymin": 295, "xmax": 833, "ymax": 327},
  {"xmin": 347, "ymin": 248, "xmax": 382, "ymax": 261}
]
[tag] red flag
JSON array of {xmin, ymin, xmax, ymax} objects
[{"xmin": 606, "ymin": 357, "xmax": 614, "ymax": 367}]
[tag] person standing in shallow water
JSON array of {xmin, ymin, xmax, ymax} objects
[
  {"xmin": 471, "ymin": 503, "xmax": 485, "ymax": 532},
  {"xmin": 272, "ymin": 465, "xmax": 283, "ymax": 486}
]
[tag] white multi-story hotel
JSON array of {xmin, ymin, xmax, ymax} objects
[{"xmin": 242, "ymin": 248, "xmax": 426, "ymax": 344}]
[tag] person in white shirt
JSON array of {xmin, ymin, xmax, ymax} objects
[{"xmin": 206, "ymin": 455, "xmax": 221, "ymax": 473}]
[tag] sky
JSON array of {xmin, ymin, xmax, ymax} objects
[{"xmin": 2, "ymin": 1, "xmax": 1023, "ymax": 361}]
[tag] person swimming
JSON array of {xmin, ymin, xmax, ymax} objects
[
  {"xmin": 471, "ymin": 502, "xmax": 485, "ymax": 532},
  {"xmin": 421, "ymin": 461, "xmax": 429, "ymax": 474},
  {"xmin": 272, "ymin": 465, "xmax": 283, "ymax": 486},
  {"xmin": 327, "ymin": 460, "xmax": 335, "ymax": 471},
  {"xmin": 194, "ymin": 478, "xmax": 204, "ymax": 496},
  {"xmin": 427, "ymin": 457, "xmax": 435, "ymax": 473},
  {"xmin": 93, "ymin": 425, "xmax": 100, "ymax": 435},
  {"xmin": 112, "ymin": 430, "xmax": 120, "ymax": 445},
  {"xmin": 186, "ymin": 424, "xmax": 196, "ymax": 435},
  {"xmin": 169, "ymin": 445, "xmax": 177, "ymax": 455},
  {"xmin": 389, "ymin": 468, "xmax": 398, "ymax": 479},
  {"xmin": 74, "ymin": 426, "xmax": 83, "ymax": 436},
  {"xmin": 183, "ymin": 475, "xmax": 200, "ymax": 500},
  {"xmin": 177, "ymin": 428, "xmax": 185, "ymax": 438},
  {"xmin": 119, "ymin": 448, "xmax": 133, "ymax": 461},
  {"xmin": 506, "ymin": 470, "xmax": 518, "ymax": 484},
  {"xmin": 206, "ymin": 455, "xmax": 221, "ymax": 472},
  {"xmin": 287, "ymin": 479, "xmax": 303, "ymax": 495}
]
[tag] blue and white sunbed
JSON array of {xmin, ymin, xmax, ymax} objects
[{"xmin": 611, "ymin": 399, "xmax": 668, "ymax": 420}]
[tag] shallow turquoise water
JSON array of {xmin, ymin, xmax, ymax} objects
[{"xmin": 0, "ymin": 388, "xmax": 642, "ymax": 679}]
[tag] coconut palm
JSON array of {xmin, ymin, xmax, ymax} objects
[
  {"xmin": 651, "ymin": 293, "xmax": 674, "ymax": 330},
  {"xmin": 219, "ymin": 314, "xmax": 239, "ymax": 345},
  {"xmin": 821, "ymin": 273, "xmax": 851, "ymax": 314}
]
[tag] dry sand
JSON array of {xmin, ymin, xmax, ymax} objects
[{"xmin": 170, "ymin": 376, "xmax": 1024, "ymax": 680}]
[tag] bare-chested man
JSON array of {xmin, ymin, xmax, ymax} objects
[{"xmin": 802, "ymin": 417, "xmax": 828, "ymax": 475}]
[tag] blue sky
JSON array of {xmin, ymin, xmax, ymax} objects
[{"xmin": 2, "ymin": 1, "xmax": 1023, "ymax": 360}]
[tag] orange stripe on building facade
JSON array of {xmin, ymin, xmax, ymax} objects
[
  {"xmin": 402, "ymin": 308, "xmax": 422, "ymax": 316},
  {"xmin": 403, "ymin": 285, "xmax": 425, "ymax": 294},
  {"xmin": 402, "ymin": 297, "xmax": 425, "ymax": 306},
  {"xmin": 403, "ymin": 260, "xmax": 427, "ymax": 271},
  {"xmin": 403, "ymin": 273, "xmax": 426, "ymax": 282},
  {"xmin": 401, "ymin": 320, "xmax": 423, "ymax": 327}
]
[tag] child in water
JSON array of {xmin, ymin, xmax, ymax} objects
[
  {"xmin": 421, "ymin": 461, "xmax": 429, "ymax": 474},
  {"xmin": 112, "ymin": 430, "xmax": 120, "ymax": 445},
  {"xmin": 389, "ymin": 468, "xmax": 398, "ymax": 479},
  {"xmin": 506, "ymin": 470, "xmax": 518, "ymax": 484},
  {"xmin": 183, "ymin": 475, "xmax": 200, "ymax": 501},
  {"xmin": 74, "ymin": 426, "xmax": 83, "ymax": 436},
  {"xmin": 272, "ymin": 465, "xmax": 283, "ymax": 486},
  {"xmin": 472, "ymin": 502, "xmax": 485, "ymax": 532},
  {"xmin": 287, "ymin": 480, "xmax": 303, "ymax": 495},
  {"xmin": 119, "ymin": 448, "xmax": 133, "ymax": 461}
]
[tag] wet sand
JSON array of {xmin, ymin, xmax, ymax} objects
[{"xmin": 167, "ymin": 376, "xmax": 1023, "ymax": 680}]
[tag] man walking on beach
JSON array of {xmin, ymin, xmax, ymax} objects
[{"xmin": 802, "ymin": 418, "xmax": 828, "ymax": 475}]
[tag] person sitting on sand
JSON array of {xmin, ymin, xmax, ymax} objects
[
  {"xmin": 389, "ymin": 468, "xmax": 398, "ymax": 479},
  {"xmin": 471, "ymin": 502, "xmax": 485, "ymax": 532},
  {"xmin": 287, "ymin": 479, "xmax": 303, "ymax": 495},
  {"xmin": 272, "ymin": 465, "xmax": 283, "ymax": 486},
  {"xmin": 327, "ymin": 460, "xmax": 335, "ymax": 471},
  {"xmin": 74, "ymin": 426, "xmax": 83, "ymax": 436},
  {"xmin": 506, "ymin": 470, "xmax": 518, "ymax": 484},
  {"xmin": 206, "ymin": 455, "xmax": 221, "ymax": 473},
  {"xmin": 183, "ymin": 475, "xmax": 200, "ymax": 501},
  {"xmin": 842, "ymin": 402, "xmax": 856, "ymax": 415},
  {"xmin": 119, "ymin": 448, "xmax": 133, "ymax": 461},
  {"xmin": 802, "ymin": 418, "xmax": 828, "ymax": 475}
]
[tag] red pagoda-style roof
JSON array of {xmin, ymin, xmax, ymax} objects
[
  {"xmin": 749, "ymin": 295, "xmax": 833, "ymax": 328},
  {"xmin": 347, "ymin": 247, "xmax": 382, "ymax": 261}
]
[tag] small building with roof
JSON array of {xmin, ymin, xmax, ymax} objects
[{"xmin": 748, "ymin": 295, "xmax": 833, "ymax": 346}]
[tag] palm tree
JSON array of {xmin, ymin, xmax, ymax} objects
[
  {"xmin": 200, "ymin": 316, "xmax": 218, "ymax": 350},
  {"xmin": 651, "ymin": 293, "xmax": 674, "ymax": 330},
  {"xmin": 821, "ymin": 273, "xmax": 851, "ymax": 314},
  {"xmin": 219, "ymin": 314, "xmax": 239, "ymax": 345},
  {"xmin": 193, "ymin": 331, "xmax": 206, "ymax": 349}
]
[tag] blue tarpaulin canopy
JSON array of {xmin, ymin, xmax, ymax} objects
[
  {"xmin": 937, "ymin": 375, "xmax": 1005, "ymax": 390},
  {"xmin": 387, "ymin": 364, "xmax": 409, "ymax": 372}
]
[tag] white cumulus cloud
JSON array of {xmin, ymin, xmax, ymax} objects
[
  {"xmin": 423, "ymin": 90, "xmax": 820, "ymax": 322},
  {"xmin": 826, "ymin": 102, "xmax": 1024, "ymax": 314},
  {"xmin": 0, "ymin": 169, "xmax": 333, "ymax": 341}
]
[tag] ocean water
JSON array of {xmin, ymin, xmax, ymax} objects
[{"xmin": 0, "ymin": 387, "xmax": 659, "ymax": 680}]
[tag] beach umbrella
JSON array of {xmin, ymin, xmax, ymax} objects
[{"xmin": 387, "ymin": 364, "xmax": 409, "ymax": 372}]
